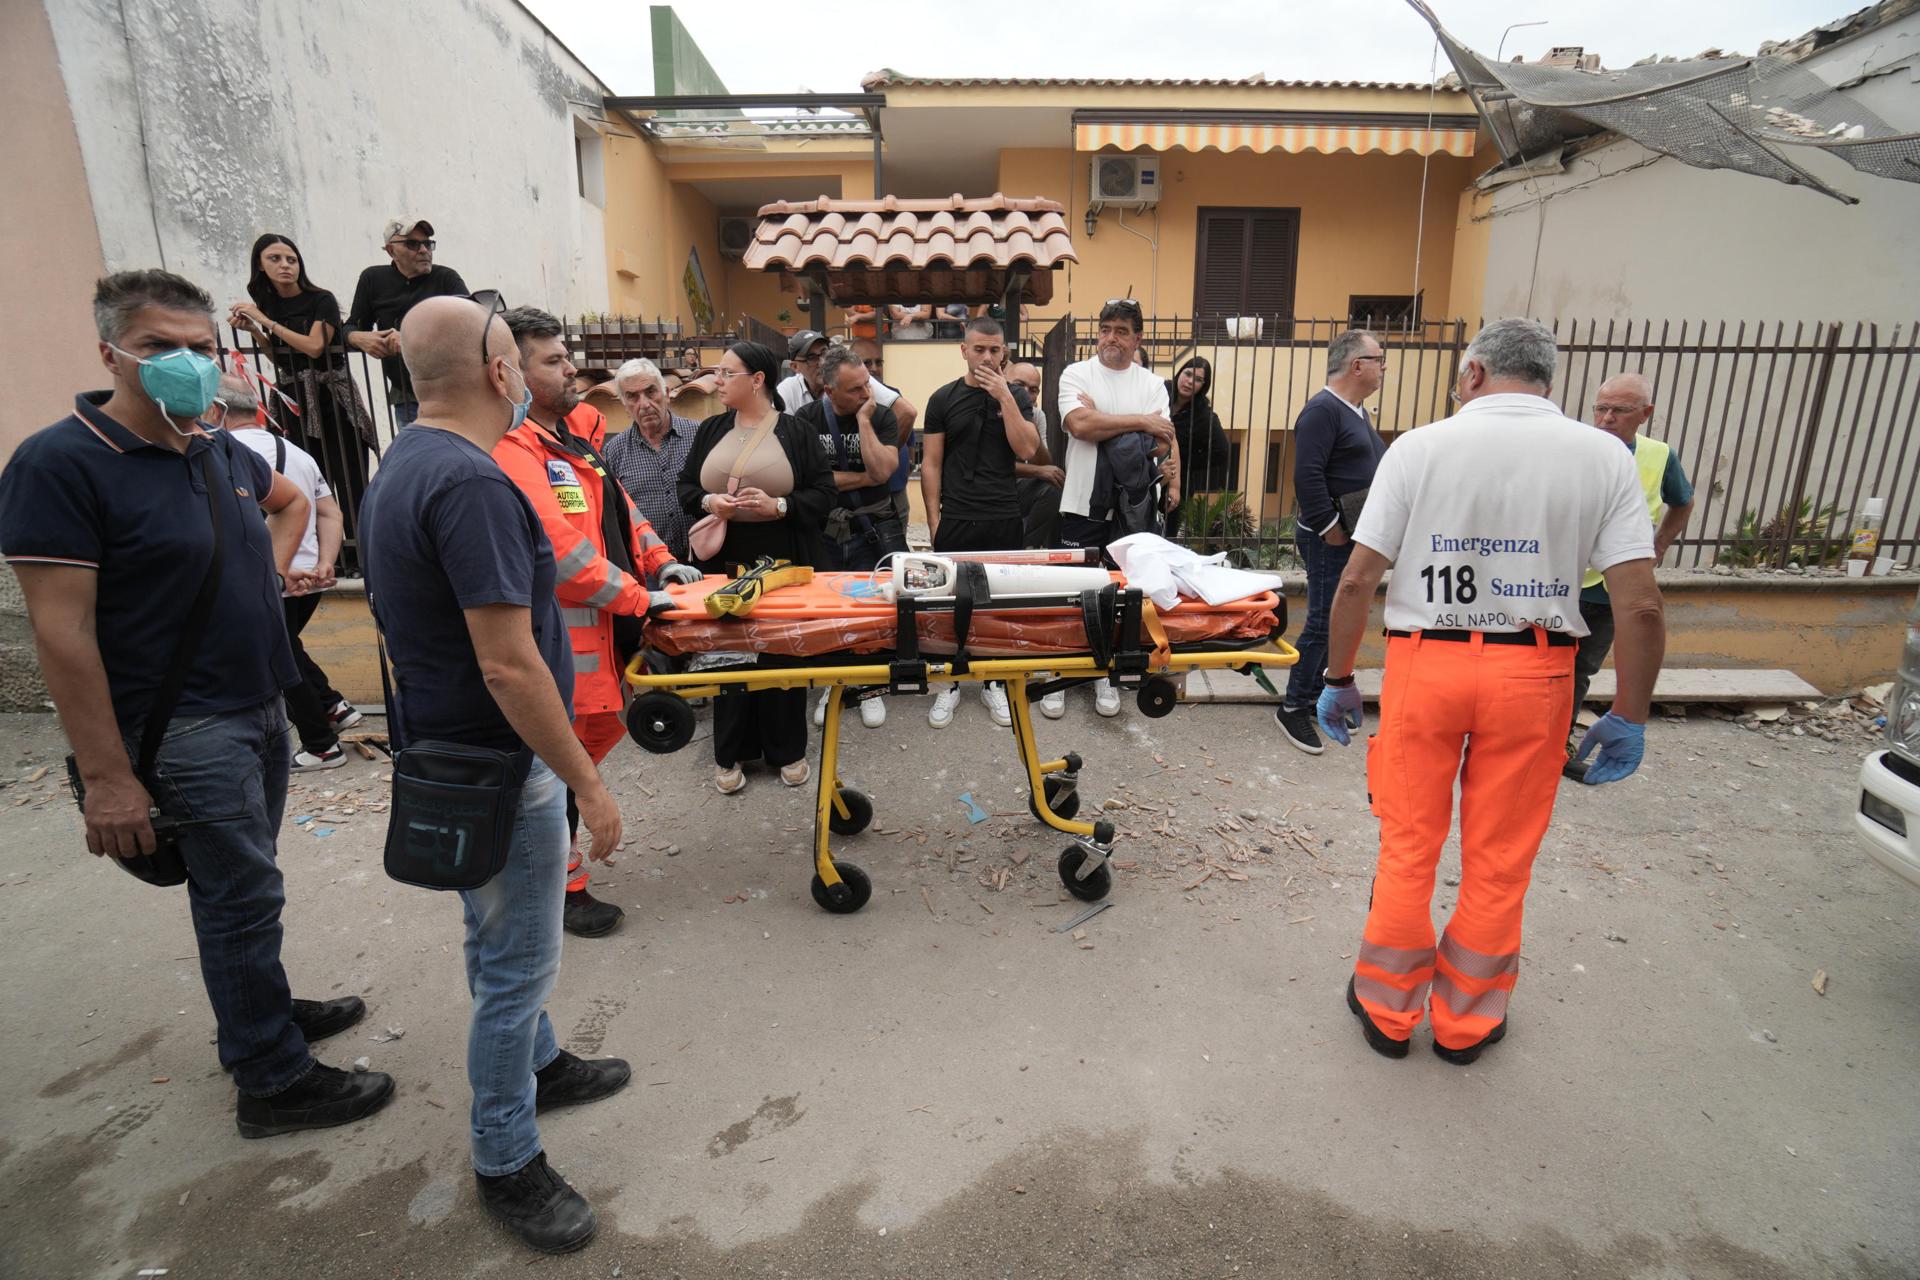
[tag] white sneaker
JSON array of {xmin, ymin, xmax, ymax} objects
[
  {"xmin": 1093, "ymin": 678, "xmax": 1122, "ymax": 718},
  {"xmin": 1039, "ymin": 689, "xmax": 1067, "ymax": 719},
  {"xmin": 812, "ymin": 688, "xmax": 830, "ymax": 727},
  {"xmin": 981, "ymin": 682, "xmax": 1012, "ymax": 727},
  {"xmin": 928, "ymin": 686, "xmax": 962, "ymax": 728},
  {"xmin": 292, "ymin": 744, "xmax": 347, "ymax": 771},
  {"xmin": 860, "ymin": 696, "xmax": 887, "ymax": 729}
]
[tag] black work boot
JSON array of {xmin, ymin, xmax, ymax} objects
[
  {"xmin": 535, "ymin": 1049, "xmax": 632, "ymax": 1112},
  {"xmin": 477, "ymin": 1151, "xmax": 596, "ymax": 1254},
  {"xmin": 291, "ymin": 995, "xmax": 367, "ymax": 1044},
  {"xmin": 1433, "ymin": 1019, "xmax": 1508, "ymax": 1066},
  {"xmin": 1346, "ymin": 977, "xmax": 1411, "ymax": 1060},
  {"xmin": 236, "ymin": 1062, "xmax": 395, "ymax": 1138},
  {"xmin": 563, "ymin": 888, "xmax": 625, "ymax": 938}
]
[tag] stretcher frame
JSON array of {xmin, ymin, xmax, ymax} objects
[{"xmin": 622, "ymin": 584, "xmax": 1297, "ymax": 913}]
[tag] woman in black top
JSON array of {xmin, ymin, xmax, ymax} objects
[
  {"xmin": 229, "ymin": 233, "xmax": 378, "ymax": 571},
  {"xmin": 1165, "ymin": 356, "xmax": 1231, "ymax": 540},
  {"xmin": 678, "ymin": 341, "xmax": 836, "ymax": 795}
]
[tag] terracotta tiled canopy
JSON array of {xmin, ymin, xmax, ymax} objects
[{"xmin": 744, "ymin": 193, "xmax": 1077, "ymax": 306}]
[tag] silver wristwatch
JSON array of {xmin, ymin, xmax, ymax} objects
[{"xmin": 775, "ymin": 497, "xmax": 788, "ymax": 516}]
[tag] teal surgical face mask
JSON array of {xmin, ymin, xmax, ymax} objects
[
  {"xmin": 110, "ymin": 344, "xmax": 221, "ymax": 424},
  {"xmin": 504, "ymin": 363, "xmax": 532, "ymax": 432}
]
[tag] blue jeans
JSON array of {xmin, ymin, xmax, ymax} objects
[
  {"xmin": 135, "ymin": 699, "xmax": 312, "ymax": 1096},
  {"xmin": 458, "ymin": 758, "xmax": 567, "ymax": 1175},
  {"xmin": 1285, "ymin": 523, "xmax": 1354, "ymax": 710}
]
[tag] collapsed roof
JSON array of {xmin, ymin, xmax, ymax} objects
[{"xmin": 1405, "ymin": 0, "xmax": 1920, "ymax": 203}]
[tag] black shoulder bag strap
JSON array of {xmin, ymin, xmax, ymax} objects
[
  {"xmin": 136, "ymin": 445, "xmax": 227, "ymax": 781},
  {"xmin": 274, "ymin": 433, "xmax": 286, "ymax": 475}
]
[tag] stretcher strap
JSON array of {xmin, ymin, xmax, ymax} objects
[
  {"xmin": 1140, "ymin": 600, "xmax": 1173, "ymax": 668},
  {"xmin": 950, "ymin": 560, "xmax": 990, "ymax": 665},
  {"xmin": 1079, "ymin": 586, "xmax": 1116, "ymax": 669}
]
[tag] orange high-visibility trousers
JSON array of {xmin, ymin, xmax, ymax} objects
[
  {"xmin": 565, "ymin": 711, "xmax": 628, "ymax": 893},
  {"xmin": 1353, "ymin": 632, "xmax": 1575, "ymax": 1050}
]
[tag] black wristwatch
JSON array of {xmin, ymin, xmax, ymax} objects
[{"xmin": 1323, "ymin": 670, "xmax": 1356, "ymax": 688}]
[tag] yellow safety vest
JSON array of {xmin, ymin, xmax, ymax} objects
[{"xmin": 1582, "ymin": 434, "xmax": 1670, "ymax": 590}]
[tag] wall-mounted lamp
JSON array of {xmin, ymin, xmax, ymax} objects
[{"xmin": 1084, "ymin": 204, "xmax": 1100, "ymax": 238}]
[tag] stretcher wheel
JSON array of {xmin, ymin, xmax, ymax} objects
[
  {"xmin": 1136, "ymin": 678, "xmax": 1178, "ymax": 719},
  {"xmin": 810, "ymin": 862, "xmax": 872, "ymax": 913},
  {"xmin": 1028, "ymin": 775, "xmax": 1081, "ymax": 823},
  {"xmin": 1057, "ymin": 848, "xmax": 1112, "ymax": 902},
  {"xmin": 626, "ymin": 693, "xmax": 695, "ymax": 754},
  {"xmin": 829, "ymin": 788, "xmax": 873, "ymax": 836}
]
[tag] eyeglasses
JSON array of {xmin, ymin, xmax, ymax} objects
[
  {"xmin": 1357, "ymin": 354, "xmax": 1388, "ymax": 365},
  {"xmin": 1592, "ymin": 403, "xmax": 1643, "ymax": 417},
  {"xmin": 392, "ymin": 238, "xmax": 436, "ymax": 251},
  {"xmin": 794, "ymin": 353, "xmax": 823, "ymax": 365},
  {"xmin": 475, "ymin": 291, "xmax": 506, "ymax": 366}
]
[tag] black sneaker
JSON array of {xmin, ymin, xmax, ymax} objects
[
  {"xmin": 1345, "ymin": 977, "xmax": 1410, "ymax": 1059},
  {"xmin": 291, "ymin": 995, "xmax": 366, "ymax": 1044},
  {"xmin": 535, "ymin": 1049, "xmax": 632, "ymax": 1112},
  {"xmin": 563, "ymin": 888, "xmax": 625, "ymax": 938},
  {"xmin": 235, "ymin": 1061, "xmax": 394, "ymax": 1138},
  {"xmin": 476, "ymin": 1151, "xmax": 596, "ymax": 1254},
  {"xmin": 1275, "ymin": 705, "xmax": 1326, "ymax": 755},
  {"xmin": 1433, "ymin": 1019, "xmax": 1507, "ymax": 1066}
]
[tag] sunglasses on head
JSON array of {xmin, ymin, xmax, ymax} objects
[{"xmin": 473, "ymin": 291, "xmax": 506, "ymax": 366}]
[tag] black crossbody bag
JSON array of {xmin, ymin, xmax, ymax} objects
[{"xmin": 372, "ymin": 604, "xmax": 532, "ymax": 891}]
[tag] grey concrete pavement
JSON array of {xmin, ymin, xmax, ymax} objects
[{"xmin": 0, "ymin": 704, "xmax": 1914, "ymax": 1279}]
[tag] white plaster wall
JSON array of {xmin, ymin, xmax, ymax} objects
[
  {"xmin": 44, "ymin": 0, "xmax": 612, "ymax": 328},
  {"xmin": 1475, "ymin": 11, "xmax": 1920, "ymax": 325}
]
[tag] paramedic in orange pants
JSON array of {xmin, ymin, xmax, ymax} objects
[
  {"xmin": 1314, "ymin": 319, "xmax": 1667, "ymax": 1064},
  {"xmin": 494, "ymin": 307, "xmax": 701, "ymax": 938}
]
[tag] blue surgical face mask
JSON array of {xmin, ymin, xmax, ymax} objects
[
  {"xmin": 110, "ymin": 344, "xmax": 221, "ymax": 424},
  {"xmin": 505, "ymin": 364, "xmax": 533, "ymax": 431}
]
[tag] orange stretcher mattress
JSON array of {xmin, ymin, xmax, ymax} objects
[{"xmin": 643, "ymin": 571, "xmax": 1282, "ymax": 659}]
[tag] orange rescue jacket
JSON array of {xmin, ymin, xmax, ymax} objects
[{"xmin": 493, "ymin": 403, "xmax": 675, "ymax": 714}]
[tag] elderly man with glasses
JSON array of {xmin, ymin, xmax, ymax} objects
[
  {"xmin": 343, "ymin": 216, "xmax": 470, "ymax": 426},
  {"xmin": 1562, "ymin": 371, "xmax": 1693, "ymax": 780},
  {"xmin": 1276, "ymin": 328, "xmax": 1390, "ymax": 755},
  {"xmin": 602, "ymin": 358, "xmax": 700, "ymax": 563}
]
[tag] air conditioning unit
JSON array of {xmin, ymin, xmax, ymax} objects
[
  {"xmin": 718, "ymin": 215, "xmax": 756, "ymax": 261},
  {"xmin": 1090, "ymin": 155, "xmax": 1160, "ymax": 207}
]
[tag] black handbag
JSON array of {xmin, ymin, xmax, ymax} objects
[{"xmin": 373, "ymin": 617, "xmax": 531, "ymax": 891}]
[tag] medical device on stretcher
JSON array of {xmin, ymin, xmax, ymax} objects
[{"xmin": 623, "ymin": 551, "xmax": 1298, "ymax": 915}]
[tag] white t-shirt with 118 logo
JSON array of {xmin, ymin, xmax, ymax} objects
[{"xmin": 1350, "ymin": 393, "xmax": 1652, "ymax": 639}]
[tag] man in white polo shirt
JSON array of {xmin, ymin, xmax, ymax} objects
[
  {"xmin": 1314, "ymin": 318, "xmax": 1665, "ymax": 1068},
  {"xmin": 1055, "ymin": 298, "xmax": 1177, "ymax": 717}
]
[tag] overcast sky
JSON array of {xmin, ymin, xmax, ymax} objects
[{"xmin": 524, "ymin": 0, "xmax": 1848, "ymax": 96}]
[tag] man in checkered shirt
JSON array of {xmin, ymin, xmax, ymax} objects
[{"xmin": 602, "ymin": 358, "xmax": 698, "ymax": 562}]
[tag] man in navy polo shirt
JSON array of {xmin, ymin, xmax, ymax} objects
[
  {"xmin": 0, "ymin": 269, "xmax": 395, "ymax": 1137},
  {"xmin": 360, "ymin": 295, "xmax": 632, "ymax": 1255}
]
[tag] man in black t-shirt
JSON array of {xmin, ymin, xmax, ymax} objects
[
  {"xmin": 343, "ymin": 217, "xmax": 469, "ymax": 425},
  {"xmin": 919, "ymin": 317, "xmax": 1041, "ymax": 729},
  {"xmin": 920, "ymin": 317, "xmax": 1040, "ymax": 553},
  {"xmin": 794, "ymin": 343, "xmax": 904, "ymax": 574}
]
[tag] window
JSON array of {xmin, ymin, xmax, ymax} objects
[
  {"xmin": 1194, "ymin": 208, "xmax": 1299, "ymax": 341},
  {"xmin": 573, "ymin": 120, "xmax": 605, "ymax": 207},
  {"xmin": 1349, "ymin": 294, "xmax": 1421, "ymax": 330}
]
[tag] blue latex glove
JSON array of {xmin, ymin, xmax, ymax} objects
[
  {"xmin": 658, "ymin": 562, "xmax": 704, "ymax": 586},
  {"xmin": 1574, "ymin": 712, "xmax": 1645, "ymax": 784},
  {"xmin": 1316, "ymin": 683, "xmax": 1365, "ymax": 747}
]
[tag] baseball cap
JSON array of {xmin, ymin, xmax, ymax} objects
[
  {"xmin": 787, "ymin": 330, "xmax": 827, "ymax": 360},
  {"xmin": 381, "ymin": 217, "xmax": 435, "ymax": 243}
]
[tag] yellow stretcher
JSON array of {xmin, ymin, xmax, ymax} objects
[{"xmin": 622, "ymin": 570, "xmax": 1297, "ymax": 913}]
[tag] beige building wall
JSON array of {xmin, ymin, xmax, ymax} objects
[{"xmin": 1, "ymin": 0, "xmax": 107, "ymax": 465}]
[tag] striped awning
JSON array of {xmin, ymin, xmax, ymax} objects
[{"xmin": 1074, "ymin": 119, "xmax": 1476, "ymax": 158}]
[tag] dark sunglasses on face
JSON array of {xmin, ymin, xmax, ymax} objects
[{"xmin": 393, "ymin": 238, "xmax": 436, "ymax": 251}]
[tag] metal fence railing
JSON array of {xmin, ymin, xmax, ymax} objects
[{"xmin": 1037, "ymin": 314, "xmax": 1920, "ymax": 572}]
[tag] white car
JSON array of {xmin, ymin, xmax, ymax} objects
[{"xmin": 1856, "ymin": 588, "xmax": 1920, "ymax": 888}]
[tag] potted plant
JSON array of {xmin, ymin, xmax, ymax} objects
[{"xmin": 775, "ymin": 308, "xmax": 796, "ymax": 337}]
